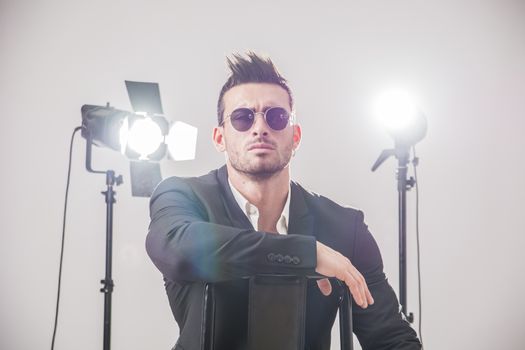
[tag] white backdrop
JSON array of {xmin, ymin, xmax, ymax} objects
[{"xmin": 1, "ymin": 0, "xmax": 524, "ymax": 349}]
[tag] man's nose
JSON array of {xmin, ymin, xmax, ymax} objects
[{"xmin": 251, "ymin": 112, "xmax": 269, "ymax": 135}]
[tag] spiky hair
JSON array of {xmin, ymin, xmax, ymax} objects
[{"xmin": 216, "ymin": 51, "xmax": 294, "ymax": 125}]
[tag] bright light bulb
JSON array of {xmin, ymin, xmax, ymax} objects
[
  {"xmin": 374, "ymin": 90, "xmax": 418, "ymax": 132},
  {"xmin": 166, "ymin": 121, "xmax": 198, "ymax": 161},
  {"xmin": 126, "ymin": 117, "xmax": 163, "ymax": 159}
]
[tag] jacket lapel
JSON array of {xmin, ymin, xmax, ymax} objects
[
  {"xmin": 216, "ymin": 165, "xmax": 255, "ymax": 230},
  {"xmin": 288, "ymin": 182, "xmax": 316, "ymax": 237}
]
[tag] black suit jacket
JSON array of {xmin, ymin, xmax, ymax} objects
[{"xmin": 147, "ymin": 166, "xmax": 421, "ymax": 350}]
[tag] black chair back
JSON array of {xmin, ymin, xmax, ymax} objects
[{"xmin": 203, "ymin": 276, "xmax": 353, "ymax": 350}]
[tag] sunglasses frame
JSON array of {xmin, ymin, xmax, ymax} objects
[{"xmin": 220, "ymin": 107, "xmax": 294, "ymax": 132}]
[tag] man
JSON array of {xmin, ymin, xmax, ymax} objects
[{"xmin": 146, "ymin": 52, "xmax": 421, "ymax": 349}]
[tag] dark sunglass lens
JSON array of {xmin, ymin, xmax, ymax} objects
[
  {"xmin": 266, "ymin": 107, "xmax": 290, "ymax": 130},
  {"xmin": 230, "ymin": 108, "xmax": 254, "ymax": 131}
]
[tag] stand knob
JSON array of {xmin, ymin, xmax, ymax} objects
[{"xmin": 115, "ymin": 175, "xmax": 123, "ymax": 186}]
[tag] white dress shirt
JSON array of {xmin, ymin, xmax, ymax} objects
[{"xmin": 228, "ymin": 179, "xmax": 290, "ymax": 235}]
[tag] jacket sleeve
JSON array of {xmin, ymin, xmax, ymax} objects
[
  {"xmin": 351, "ymin": 211, "xmax": 422, "ymax": 350},
  {"xmin": 145, "ymin": 177, "xmax": 317, "ymax": 283}
]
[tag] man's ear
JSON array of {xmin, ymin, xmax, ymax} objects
[
  {"xmin": 213, "ymin": 126, "xmax": 226, "ymax": 152},
  {"xmin": 292, "ymin": 124, "xmax": 302, "ymax": 150}
]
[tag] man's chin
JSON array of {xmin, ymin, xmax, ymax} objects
[{"xmin": 231, "ymin": 162, "xmax": 288, "ymax": 179}]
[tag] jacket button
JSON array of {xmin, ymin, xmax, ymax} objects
[
  {"xmin": 284, "ymin": 255, "xmax": 292, "ymax": 264},
  {"xmin": 292, "ymin": 256, "xmax": 300, "ymax": 265},
  {"xmin": 267, "ymin": 253, "xmax": 275, "ymax": 262},
  {"xmin": 276, "ymin": 254, "xmax": 284, "ymax": 263}
]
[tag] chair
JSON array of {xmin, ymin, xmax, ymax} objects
[{"xmin": 203, "ymin": 275, "xmax": 353, "ymax": 350}]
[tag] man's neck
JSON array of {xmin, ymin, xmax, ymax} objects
[{"xmin": 226, "ymin": 163, "xmax": 290, "ymax": 216}]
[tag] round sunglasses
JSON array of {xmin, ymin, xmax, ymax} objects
[{"xmin": 221, "ymin": 107, "xmax": 292, "ymax": 132}]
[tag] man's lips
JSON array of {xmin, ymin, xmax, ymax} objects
[{"xmin": 247, "ymin": 143, "xmax": 275, "ymax": 151}]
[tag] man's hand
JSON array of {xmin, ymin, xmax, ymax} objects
[{"xmin": 315, "ymin": 241, "xmax": 374, "ymax": 308}]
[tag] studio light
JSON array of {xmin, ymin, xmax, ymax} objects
[
  {"xmin": 371, "ymin": 88, "xmax": 428, "ymax": 324},
  {"xmin": 78, "ymin": 81, "xmax": 198, "ymax": 350},
  {"xmin": 81, "ymin": 81, "xmax": 198, "ymax": 167},
  {"xmin": 373, "ymin": 89, "xmax": 427, "ymax": 147},
  {"xmin": 82, "ymin": 105, "xmax": 169, "ymax": 161}
]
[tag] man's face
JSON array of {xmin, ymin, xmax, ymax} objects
[{"xmin": 213, "ymin": 83, "xmax": 301, "ymax": 178}]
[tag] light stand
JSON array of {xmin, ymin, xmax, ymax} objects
[
  {"xmin": 371, "ymin": 96, "xmax": 427, "ymax": 323},
  {"xmin": 82, "ymin": 128, "xmax": 123, "ymax": 350},
  {"xmin": 80, "ymin": 95, "xmax": 166, "ymax": 350},
  {"xmin": 372, "ymin": 143, "xmax": 415, "ymax": 322},
  {"xmin": 78, "ymin": 81, "xmax": 197, "ymax": 350}
]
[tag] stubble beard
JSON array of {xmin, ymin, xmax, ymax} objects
[{"xmin": 228, "ymin": 148, "xmax": 293, "ymax": 181}]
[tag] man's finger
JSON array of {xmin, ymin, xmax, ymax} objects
[
  {"xmin": 354, "ymin": 269, "xmax": 374, "ymax": 305},
  {"xmin": 354, "ymin": 269, "xmax": 368, "ymax": 308},
  {"xmin": 343, "ymin": 271, "xmax": 365, "ymax": 308},
  {"xmin": 348, "ymin": 265, "xmax": 370, "ymax": 308},
  {"xmin": 316, "ymin": 278, "xmax": 332, "ymax": 296},
  {"xmin": 365, "ymin": 285, "xmax": 374, "ymax": 305}
]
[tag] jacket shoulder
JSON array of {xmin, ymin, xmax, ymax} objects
[
  {"xmin": 152, "ymin": 169, "xmax": 220, "ymax": 195},
  {"xmin": 292, "ymin": 181, "xmax": 366, "ymax": 259},
  {"xmin": 292, "ymin": 181, "xmax": 363, "ymax": 219}
]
